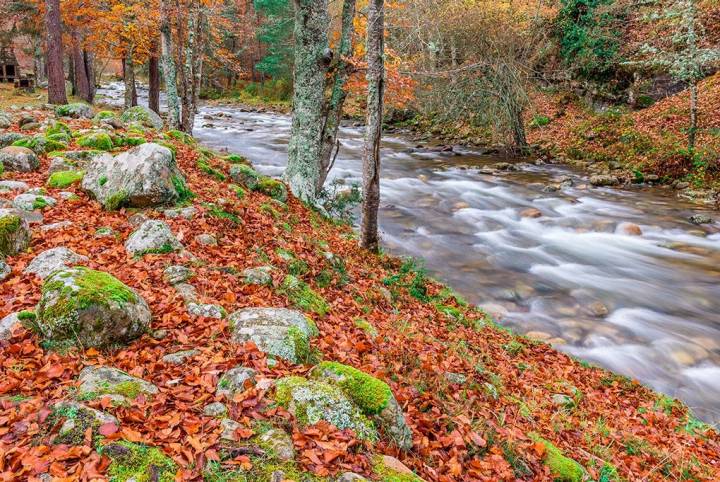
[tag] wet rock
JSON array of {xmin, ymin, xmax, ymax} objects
[
  {"xmin": 258, "ymin": 427, "xmax": 295, "ymax": 461},
  {"xmin": 520, "ymin": 208, "xmax": 542, "ymax": 218},
  {"xmin": 548, "ymin": 337, "xmax": 567, "ymax": 346},
  {"xmin": 674, "ymin": 181, "xmax": 690, "ymax": 190},
  {"xmin": 163, "ymin": 265, "xmax": 193, "ymax": 285},
  {"xmin": 82, "ymin": 143, "xmax": 188, "ymax": 210},
  {"xmin": 542, "ymin": 184, "xmax": 560, "ymax": 193},
  {"xmin": 162, "ymin": 349, "xmax": 200, "ymax": 365},
  {"xmin": 13, "ymin": 193, "xmax": 56, "ymax": 211},
  {"xmin": 195, "ymin": 233, "xmax": 217, "ymax": 246},
  {"xmin": 25, "ymin": 247, "xmax": 89, "ymax": 279},
  {"xmin": 477, "ymin": 303, "xmax": 508, "ymax": 321},
  {"xmin": 120, "ymin": 105, "xmax": 163, "ymax": 129},
  {"xmin": 0, "ymin": 209, "xmax": 31, "ymax": 257},
  {"xmin": 0, "ymin": 146, "xmax": 39, "ymax": 172},
  {"xmin": 203, "ymin": 402, "xmax": 228, "ymax": 417},
  {"xmin": 645, "ymin": 174, "xmax": 659, "ymax": 182},
  {"xmin": 689, "ymin": 213, "xmax": 712, "ymax": 225},
  {"xmin": 216, "ymin": 366, "xmax": 257, "ymax": 399},
  {"xmin": 586, "ymin": 301, "xmax": 609, "ymax": 317},
  {"xmin": 617, "ymin": 222, "xmax": 642, "ymax": 236},
  {"xmin": 242, "ymin": 266, "xmax": 273, "ymax": 285},
  {"xmin": 452, "ymin": 201, "xmax": 470, "ymax": 210},
  {"xmin": 492, "ymin": 162, "xmax": 519, "ymax": 171},
  {"xmin": 310, "ymin": 361, "xmax": 412, "ymax": 450},
  {"xmin": 37, "ymin": 267, "xmax": 151, "ymax": 349},
  {"xmin": 589, "ymin": 175, "xmax": 619, "ymax": 187},
  {"xmin": 77, "ymin": 366, "xmax": 158, "ymax": 402},
  {"xmin": 187, "ymin": 302, "xmax": 224, "ymax": 319},
  {"xmin": 125, "ymin": 220, "xmax": 182, "ymax": 256}
]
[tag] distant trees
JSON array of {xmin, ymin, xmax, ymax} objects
[{"xmin": 44, "ymin": 0, "xmax": 67, "ymax": 104}]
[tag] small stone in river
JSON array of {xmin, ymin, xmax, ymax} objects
[
  {"xmin": 617, "ymin": 222, "xmax": 642, "ymax": 236},
  {"xmin": 586, "ymin": 301, "xmax": 609, "ymax": 317},
  {"xmin": 453, "ymin": 201, "xmax": 470, "ymax": 210},
  {"xmin": 525, "ymin": 331, "xmax": 552, "ymax": 341},
  {"xmin": 689, "ymin": 214, "xmax": 712, "ymax": 225},
  {"xmin": 520, "ymin": 208, "xmax": 542, "ymax": 218}
]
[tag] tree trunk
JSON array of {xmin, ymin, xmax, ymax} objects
[
  {"xmin": 689, "ymin": 80, "xmax": 697, "ymax": 152},
  {"xmin": 180, "ymin": 2, "xmax": 202, "ymax": 133},
  {"xmin": 33, "ymin": 37, "xmax": 46, "ymax": 84},
  {"xmin": 160, "ymin": 0, "xmax": 181, "ymax": 129},
  {"xmin": 45, "ymin": 0, "xmax": 67, "ymax": 104},
  {"xmin": 123, "ymin": 49, "xmax": 136, "ymax": 109},
  {"xmin": 84, "ymin": 49, "xmax": 96, "ymax": 102},
  {"xmin": 511, "ymin": 106, "xmax": 527, "ymax": 150},
  {"xmin": 360, "ymin": 0, "xmax": 385, "ymax": 252},
  {"xmin": 317, "ymin": 0, "xmax": 357, "ymax": 191},
  {"xmin": 285, "ymin": 0, "xmax": 330, "ymax": 204},
  {"xmin": 149, "ymin": 40, "xmax": 161, "ymax": 114},
  {"xmin": 71, "ymin": 30, "xmax": 92, "ymax": 103}
]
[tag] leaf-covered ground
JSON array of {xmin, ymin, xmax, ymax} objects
[{"xmin": 1, "ymin": 105, "xmax": 719, "ymax": 481}]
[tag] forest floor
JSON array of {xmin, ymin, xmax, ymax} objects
[{"xmin": 1, "ymin": 91, "xmax": 720, "ymax": 481}]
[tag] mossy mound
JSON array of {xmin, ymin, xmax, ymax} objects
[
  {"xmin": 55, "ymin": 103, "xmax": 93, "ymax": 119},
  {"xmin": 0, "ymin": 210, "xmax": 31, "ymax": 257},
  {"xmin": 77, "ymin": 132, "xmax": 114, "ymax": 151},
  {"xmin": 229, "ymin": 164, "xmax": 261, "ymax": 189},
  {"xmin": 93, "ymin": 111, "xmax": 117, "ymax": 122},
  {"xmin": 77, "ymin": 366, "xmax": 158, "ymax": 402},
  {"xmin": 256, "ymin": 177, "xmax": 288, "ymax": 203},
  {"xmin": 279, "ymin": 275, "xmax": 329, "ymax": 316},
  {"xmin": 121, "ymin": 106, "xmax": 163, "ymax": 130},
  {"xmin": 36, "ymin": 267, "xmax": 151, "ymax": 349},
  {"xmin": 529, "ymin": 433, "xmax": 585, "ymax": 482},
  {"xmin": 275, "ymin": 376, "xmax": 378, "ymax": 441},
  {"xmin": 102, "ymin": 440, "xmax": 177, "ymax": 482},
  {"xmin": 311, "ymin": 362, "xmax": 393, "ymax": 415},
  {"xmin": 47, "ymin": 170, "xmax": 85, "ymax": 189},
  {"xmin": 12, "ymin": 135, "xmax": 67, "ymax": 154},
  {"xmin": 112, "ymin": 135, "xmax": 146, "ymax": 148},
  {"xmin": 372, "ymin": 455, "xmax": 424, "ymax": 482},
  {"xmin": 165, "ymin": 129, "xmax": 195, "ymax": 145},
  {"xmin": 46, "ymin": 121, "xmax": 72, "ymax": 138},
  {"xmin": 225, "ymin": 153, "xmax": 248, "ymax": 164}
]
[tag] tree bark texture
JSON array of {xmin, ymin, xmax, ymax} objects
[
  {"xmin": 123, "ymin": 50, "xmax": 137, "ymax": 108},
  {"xmin": 71, "ymin": 30, "xmax": 92, "ymax": 103},
  {"xmin": 44, "ymin": 0, "xmax": 67, "ymax": 104},
  {"xmin": 160, "ymin": 0, "xmax": 181, "ymax": 129},
  {"xmin": 149, "ymin": 40, "xmax": 161, "ymax": 114}
]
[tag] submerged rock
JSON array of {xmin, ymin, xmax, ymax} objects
[
  {"xmin": 589, "ymin": 175, "xmax": 619, "ymax": 187},
  {"xmin": 36, "ymin": 267, "xmax": 151, "ymax": 349}
]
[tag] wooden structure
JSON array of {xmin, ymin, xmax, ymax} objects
[{"xmin": 0, "ymin": 44, "xmax": 19, "ymax": 83}]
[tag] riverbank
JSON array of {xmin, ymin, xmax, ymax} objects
[{"xmin": 1, "ymin": 95, "xmax": 720, "ymax": 480}]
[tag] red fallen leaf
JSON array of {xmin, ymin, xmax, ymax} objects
[
  {"xmin": 44, "ymin": 364, "xmax": 64, "ymax": 379},
  {"xmin": 235, "ymin": 428, "xmax": 254, "ymax": 440},
  {"xmin": 468, "ymin": 431, "xmax": 486, "ymax": 447},
  {"xmin": 97, "ymin": 422, "xmax": 118, "ymax": 437}
]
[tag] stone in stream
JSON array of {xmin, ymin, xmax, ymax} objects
[
  {"xmin": 36, "ymin": 267, "xmax": 151, "ymax": 349},
  {"xmin": 520, "ymin": 208, "xmax": 542, "ymax": 218},
  {"xmin": 590, "ymin": 174, "xmax": 620, "ymax": 186},
  {"xmin": 125, "ymin": 220, "xmax": 183, "ymax": 256},
  {"xmin": 310, "ymin": 361, "xmax": 413, "ymax": 450},
  {"xmin": 616, "ymin": 222, "xmax": 642, "ymax": 236},
  {"xmin": 0, "ymin": 209, "xmax": 31, "ymax": 257},
  {"xmin": 82, "ymin": 143, "xmax": 189, "ymax": 210},
  {"xmin": 77, "ymin": 366, "xmax": 158, "ymax": 403},
  {"xmin": 228, "ymin": 307, "xmax": 319, "ymax": 363},
  {"xmin": 689, "ymin": 213, "xmax": 712, "ymax": 225},
  {"xmin": 0, "ymin": 146, "xmax": 39, "ymax": 172},
  {"xmin": 24, "ymin": 247, "xmax": 88, "ymax": 280}
]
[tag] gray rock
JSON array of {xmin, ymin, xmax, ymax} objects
[
  {"xmin": 444, "ymin": 372, "xmax": 468, "ymax": 385},
  {"xmin": 77, "ymin": 366, "xmax": 158, "ymax": 402},
  {"xmin": 41, "ymin": 221, "xmax": 73, "ymax": 232},
  {"xmin": 220, "ymin": 418, "xmax": 242, "ymax": 442},
  {"xmin": 127, "ymin": 212, "xmax": 149, "ymax": 227},
  {"xmin": 0, "ymin": 180, "xmax": 30, "ymax": 192},
  {"xmin": 242, "ymin": 266, "xmax": 273, "ymax": 286},
  {"xmin": 590, "ymin": 175, "xmax": 620, "ymax": 187},
  {"xmin": 0, "ymin": 132, "xmax": 25, "ymax": 148},
  {"xmin": 337, "ymin": 473, "xmax": 370, "ymax": 482},
  {"xmin": 0, "ymin": 146, "xmax": 39, "ymax": 172},
  {"xmin": 689, "ymin": 213, "xmax": 712, "ymax": 225},
  {"xmin": 48, "ymin": 157, "xmax": 76, "ymax": 174},
  {"xmin": 0, "ymin": 259, "xmax": 10, "ymax": 281},
  {"xmin": 24, "ymin": 247, "xmax": 88, "ymax": 279},
  {"xmin": 216, "ymin": 366, "xmax": 257, "ymax": 399},
  {"xmin": 162, "ymin": 349, "xmax": 200, "ymax": 365},
  {"xmin": 228, "ymin": 308, "xmax": 319, "ymax": 363},
  {"xmin": 0, "ymin": 208, "xmax": 31, "ymax": 257},
  {"xmin": 164, "ymin": 206, "xmax": 197, "ymax": 219},
  {"xmin": 187, "ymin": 303, "xmax": 224, "ymax": 319},
  {"xmin": 36, "ymin": 267, "xmax": 151, "ymax": 349},
  {"xmin": 174, "ymin": 283, "xmax": 198, "ymax": 304},
  {"xmin": 120, "ymin": 106, "xmax": 163, "ymax": 129},
  {"xmin": 82, "ymin": 143, "xmax": 188, "ymax": 210},
  {"xmin": 56, "ymin": 103, "xmax": 94, "ymax": 119},
  {"xmin": 194, "ymin": 233, "xmax": 217, "ymax": 246},
  {"xmin": 0, "ymin": 112, "xmax": 11, "ymax": 128},
  {"xmin": 203, "ymin": 402, "xmax": 228, "ymax": 417},
  {"xmin": 12, "ymin": 193, "xmax": 56, "ymax": 211},
  {"xmin": 125, "ymin": 220, "xmax": 182, "ymax": 256},
  {"xmin": 258, "ymin": 428, "xmax": 295, "ymax": 462},
  {"xmin": 163, "ymin": 265, "xmax": 193, "ymax": 285},
  {"xmin": 0, "ymin": 312, "xmax": 20, "ymax": 340},
  {"xmin": 94, "ymin": 226, "xmax": 114, "ymax": 237}
]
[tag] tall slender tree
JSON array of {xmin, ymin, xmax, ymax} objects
[
  {"xmin": 360, "ymin": 0, "xmax": 385, "ymax": 251},
  {"xmin": 148, "ymin": 39, "xmax": 161, "ymax": 114},
  {"xmin": 71, "ymin": 29, "xmax": 92, "ymax": 102},
  {"xmin": 160, "ymin": 0, "xmax": 181, "ymax": 129},
  {"xmin": 44, "ymin": 0, "xmax": 67, "ymax": 104}
]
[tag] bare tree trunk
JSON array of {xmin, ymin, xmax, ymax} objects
[
  {"xmin": 123, "ymin": 49, "xmax": 137, "ymax": 109},
  {"xmin": 180, "ymin": 2, "xmax": 202, "ymax": 133},
  {"xmin": 149, "ymin": 40, "xmax": 161, "ymax": 114},
  {"xmin": 84, "ymin": 49, "xmax": 96, "ymax": 102},
  {"xmin": 317, "ymin": 0, "xmax": 357, "ymax": 191},
  {"xmin": 285, "ymin": 0, "xmax": 330, "ymax": 204},
  {"xmin": 45, "ymin": 0, "xmax": 67, "ymax": 104},
  {"xmin": 360, "ymin": 0, "xmax": 385, "ymax": 251},
  {"xmin": 32, "ymin": 37, "xmax": 46, "ymax": 84},
  {"xmin": 71, "ymin": 30, "xmax": 92, "ymax": 103},
  {"xmin": 511, "ymin": 106, "xmax": 527, "ymax": 150},
  {"xmin": 689, "ymin": 80, "xmax": 697, "ymax": 152},
  {"xmin": 160, "ymin": 0, "xmax": 180, "ymax": 129}
]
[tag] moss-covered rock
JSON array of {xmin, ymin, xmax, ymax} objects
[
  {"xmin": 112, "ymin": 135, "xmax": 146, "ymax": 148},
  {"xmin": 12, "ymin": 193, "xmax": 56, "ymax": 211},
  {"xmin": 77, "ymin": 131, "xmax": 114, "ymax": 151},
  {"xmin": 120, "ymin": 105, "xmax": 163, "ymax": 129},
  {"xmin": 256, "ymin": 177, "xmax": 288, "ymax": 203},
  {"xmin": 47, "ymin": 170, "xmax": 85, "ymax": 189},
  {"xmin": 102, "ymin": 440, "xmax": 177, "ymax": 482},
  {"xmin": 372, "ymin": 455, "xmax": 425, "ymax": 482},
  {"xmin": 12, "ymin": 134, "xmax": 67, "ymax": 155},
  {"xmin": 77, "ymin": 366, "xmax": 159, "ymax": 403},
  {"xmin": 224, "ymin": 153, "xmax": 249, "ymax": 164},
  {"xmin": 0, "ymin": 132, "xmax": 26, "ymax": 148},
  {"xmin": 278, "ymin": 275, "xmax": 329, "ymax": 316},
  {"xmin": 55, "ymin": 102, "xmax": 94, "ymax": 119},
  {"xmin": 46, "ymin": 121, "xmax": 72, "ymax": 138},
  {"xmin": 228, "ymin": 307, "xmax": 318, "ymax": 364},
  {"xmin": 0, "ymin": 209, "xmax": 31, "ymax": 257},
  {"xmin": 164, "ymin": 129, "xmax": 195, "ymax": 145},
  {"xmin": 229, "ymin": 164, "xmax": 261, "ymax": 189},
  {"xmin": 529, "ymin": 433, "xmax": 586, "ymax": 482},
  {"xmin": 310, "ymin": 362, "xmax": 412, "ymax": 450},
  {"xmin": 275, "ymin": 376, "xmax": 377, "ymax": 441},
  {"xmin": 216, "ymin": 366, "xmax": 257, "ymax": 399},
  {"xmin": 50, "ymin": 401, "xmax": 118, "ymax": 445},
  {"xmin": 93, "ymin": 110, "xmax": 117, "ymax": 122},
  {"xmin": 125, "ymin": 220, "xmax": 183, "ymax": 256},
  {"xmin": 36, "ymin": 267, "xmax": 151, "ymax": 349}
]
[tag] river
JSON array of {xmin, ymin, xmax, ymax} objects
[{"xmin": 97, "ymin": 83, "xmax": 720, "ymax": 425}]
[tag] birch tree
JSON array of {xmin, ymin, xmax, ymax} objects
[
  {"xmin": 44, "ymin": 0, "xmax": 67, "ymax": 104},
  {"xmin": 360, "ymin": 0, "xmax": 384, "ymax": 251}
]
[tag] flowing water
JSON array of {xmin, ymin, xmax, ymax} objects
[{"xmin": 97, "ymin": 84, "xmax": 720, "ymax": 424}]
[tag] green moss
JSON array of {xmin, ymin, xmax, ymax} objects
[
  {"xmin": 225, "ymin": 153, "xmax": 247, "ymax": 164},
  {"xmin": 230, "ymin": 164, "xmax": 261, "ymax": 189},
  {"xmin": 17, "ymin": 310, "xmax": 36, "ymax": 321},
  {"xmin": 103, "ymin": 440, "xmax": 177, "ymax": 482},
  {"xmin": 104, "ymin": 190, "xmax": 129, "ymax": 211},
  {"xmin": 13, "ymin": 135, "xmax": 66, "ymax": 154},
  {"xmin": 372, "ymin": 455, "xmax": 423, "ymax": 482},
  {"xmin": 197, "ymin": 159, "xmax": 227, "ymax": 181},
  {"xmin": 99, "ymin": 175, "xmax": 108, "ymax": 186},
  {"xmin": 171, "ymin": 175, "xmax": 194, "ymax": 203},
  {"xmin": 93, "ymin": 110, "xmax": 117, "ymax": 122},
  {"xmin": 32, "ymin": 197, "xmax": 50, "ymax": 210},
  {"xmin": 0, "ymin": 214, "xmax": 22, "ymax": 255},
  {"xmin": 314, "ymin": 361, "xmax": 392, "ymax": 415},
  {"xmin": 165, "ymin": 129, "xmax": 195, "ymax": 145},
  {"xmin": 46, "ymin": 132, "xmax": 71, "ymax": 143},
  {"xmin": 77, "ymin": 132, "xmax": 113, "ymax": 151},
  {"xmin": 278, "ymin": 275, "xmax": 329, "ymax": 316},
  {"xmin": 46, "ymin": 121, "xmax": 71, "ymax": 137},
  {"xmin": 529, "ymin": 433, "xmax": 585, "ymax": 482},
  {"xmin": 55, "ymin": 103, "xmax": 92, "ymax": 118},
  {"xmin": 255, "ymin": 177, "xmax": 288, "ymax": 202},
  {"xmin": 47, "ymin": 170, "xmax": 85, "ymax": 189},
  {"xmin": 206, "ymin": 203, "xmax": 241, "ymax": 224},
  {"xmin": 135, "ymin": 242, "xmax": 176, "ymax": 257},
  {"xmin": 229, "ymin": 184, "xmax": 246, "ymax": 199},
  {"xmin": 354, "ymin": 318, "xmax": 378, "ymax": 339},
  {"xmin": 113, "ymin": 135, "xmax": 146, "ymax": 148},
  {"xmin": 203, "ymin": 459, "xmax": 325, "ymax": 482}
]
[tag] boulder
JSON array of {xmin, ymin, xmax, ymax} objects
[
  {"xmin": 162, "ymin": 349, "xmax": 200, "ymax": 365},
  {"xmin": 617, "ymin": 222, "xmax": 642, "ymax": 236},
  {"xmin": 36, "ymin": 267, "xmax": 151, "ymax": 349},
  {"xmin": 689, "ymin": 213, "xmax": 712, "ymax": 225},
  {"xmin": 194, "ymin": 233, "xmax": 217, "ymax": 246},
  {"xmin": 120, "ymin": 105, "xmax": 163, "ymax": 129},
  {"xmin": 257, "ymin": 427, "xmax": 295, "ymax": 461},
  {"xmin": 163, "ymin": 265, "xmax": 193, "ymax": 285},
  {"xmin": 55, "ymin": 103, "xmax": 94, "ymax": 119},
  {"xmin": 0, "ymin": 259, "xmax": 10, "ymax": 281},
  {"xmin": 77, "ymin": 366, "xmax": 158, "ymax": 402},
  {"xmin": 125, "ymin": 220, "xmax": 182, "ymax": 256},
  {"xmin": 187, "ymin": 302, "xmax": 224, "ymax": 318},
  {"xmin": 589, "ymin": 175, "xmax": 619, "ymax": 187},
  {"xmin": 0, "ymin": 132, "xmax": 25, "ymax": 148},
  {"xmin": 0, "ymin": 209, "xmax": 31, "ymax": 257},
  {"xmin": 48, "ymin": 157, "xmax": 76, "ymax": 174},
  {"xmin": 242, "ymin": 266, "xmax": 273, "ymax": 286},
  {"xmin": 0, "ymin": 146, "xmax": 39, "ymax": 172},
  {"xmin": 274, "ymin": 376, "xmax": 377, "ymax": 441},
  {"xmin": 216, "ymin": 366, "xmax": 257, "ymax": 399},
  {"xmin": 12, "ymin": 193, "xmax": 56, "ymax": 211},
  {"xmin": 25, "ymin": 247, "xmax": 88, "ymax": 279},
  {"xmin": 0, "ymin": 112, "xmax": 11, "ymax": 128},
  {"xmin": 203, "ymin": 402, "xmax": 228, "ymax": 417},
  {"xmin": 228, "ymin": 307, "xmax": 319, "ymax": 363},
  {"xmin": 310, "ymin": 361, "xmax": 412, "ymax": 450},
  {"xmin": 81, "ymin": 143, "xmax": 189, "ymax": 210},
  {"xmin": 0, "ymin": 180, "xmax": 30, "ymax": 192}
]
